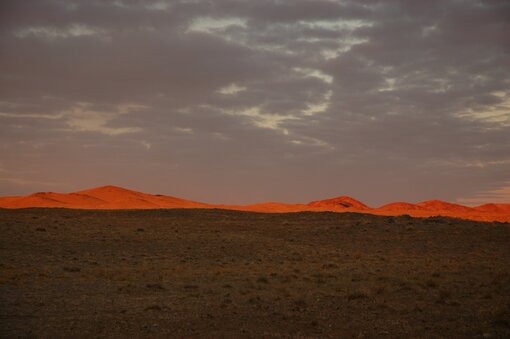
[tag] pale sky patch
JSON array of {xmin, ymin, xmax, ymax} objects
[
  {"xmin": 320, "ymin": 37, "xmax": 369, "ymax": 60},
  {"xmin": 301, "ymin": 19, "xmax": 372, "ymax": 31},
  {"xmin": 293, "ymin": 68, "xmax": 333, "ymax": 84},
  {"xmin": 173, "ymin": 127, "xmax": 194, "ymax": 134},
  {"xmin": 302, "ymin": 90, "xmax": 332, "ymax": 116},
  {"xmin": 14, "ymin": 24, "xmax": 106, "ymax": 40},
  {"xmin": 140, "ymin": 140, "xmax": 152, "ymax": 150},
  {"xmin": 0, "ymin": 176, "xmax": 62, "ymax": 187},
  {"xmin": 457, "ymin": 183, "xmax": 510, "ymax": 205},
  {"xmin": 145, "ymin": 1, "xmax": 170, "ymax": 11},
  {"xmin": 187, "ymin": 17, "xmax": 247, "ymax": 34},
  {"xmin": 211, "ymin": 132, "xmax": 230, "ymax": 141},
  {"xmin": 0, "ymin": 112, "xmax": 64, "ymax": 119},
  {"xmin": 218, "ymin": 83, "xmax": 247, "ymax": 95},
  {"xmin": 291, "ymin": 136, "xmax": 334, "ymax": 150},
  {"xmin": 228, "ymin": 107, "xmax": 298, "ymax": 134},
  {"xmin": 378, "ymin": 78, "xmax": 397, "ymax": 92},
  {"xmin": 456, "ymin": 92, "xmax": 510, "ymax": 126},
  {"xmin": 65, "ymin": 104, "xmax": 144, "ymax": 136}
]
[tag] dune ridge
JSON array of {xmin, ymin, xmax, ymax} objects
[{"xmin": 0, "ymin": 185, "xmax": 508, "ymax": 222}]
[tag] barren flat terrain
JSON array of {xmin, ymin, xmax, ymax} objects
[{"xmin": 1, "ymin": 209, "xmax": 509, "ymax": 338}]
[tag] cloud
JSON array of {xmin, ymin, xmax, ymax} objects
[
  {"xmin": 217, "ymin": 83, "xmax": 247, "ymax": 95},
  {"xmin": 224, "ymin": 106, "xmax": 298, "ymax": 134},
  {"xmin": 173, "ymin": 127, "xmax": 194, "ymax": 134},
  {"xmin": 293, "ymin": 67, "xmax": 333, "ymax": 84},
  {"xmin": 0, "ymin": 102, "xmax": 145, "ymax": 136},
  {"xmin": 0, "ymin": 0, "xmax": 509, "ymax": 204},
  {"xmin": 187, "ymin": 17, "xmax": 247, "ymax": 34},
  {"xmin": 456, "ymin": 91, "xmax": 510, "ymax": 126},
  {"xmin": 14, "ymin": 24, "xmax": 106, "ymax": 40},
  {"xmin": 302, "ymin": 90, "xmax": 332, "ymax": 116},
  {"xmin": 64, "ymin": 104, "xmax": 145, "ymax": 135},
  {"xmin": 140, "ymin": 140, "xmax": 151, "ymax": 150}
]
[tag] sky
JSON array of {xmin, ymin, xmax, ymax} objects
[{"xmin": 0, "ymin": 0, "xmax": 509, "ymax": 206}]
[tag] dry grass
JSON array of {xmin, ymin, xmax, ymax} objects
[{"xmin": 0, "ymin": 208, "xmax": 509, "ymax": 337}]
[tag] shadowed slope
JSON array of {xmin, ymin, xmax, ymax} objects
[
  {"xmin": 377, "ymin": 202, "xmax": 426, "ymax": 212},
  {"xmin": 307, "ymin": 196, "xmax": 369, "ymax": 210}
]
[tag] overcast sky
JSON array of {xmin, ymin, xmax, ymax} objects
[{"xmin": 0, "ymin": 0, "xmax": 509, "ymax": 206}]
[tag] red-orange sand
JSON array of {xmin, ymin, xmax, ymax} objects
[{"xmin": 0, "ymin": 185, "xmax": 509, "ymax": 222}]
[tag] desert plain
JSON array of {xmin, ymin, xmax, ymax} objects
[{"xmin": 1, "ymin": 207, "xmax": 509, "ymax": 338}]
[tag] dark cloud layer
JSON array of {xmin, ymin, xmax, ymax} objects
[{"xmin": 1, "ymin": 0, "xmax": 509, "ymax": 205}]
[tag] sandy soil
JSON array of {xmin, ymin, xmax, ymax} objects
[{"xmin": 1, "ymin": 208, "xmax": 509, "ymax": 338}]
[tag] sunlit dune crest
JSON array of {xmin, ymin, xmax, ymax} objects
[
  {"xmin": 416, "ymin": 200, "xmax": 474, "ymax": 213},
  {"xmin": 473, "ymin": 203, "xmax": 510, "ymax": 213},
  {"xmin": 0, "ymin": 186, "xmax": 209, "ymax": 210},
  {"xmin": 0, "ymin": 185, "xmax": 508, "ymax": 222}
]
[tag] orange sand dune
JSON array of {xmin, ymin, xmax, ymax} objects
[
  {"xmin": 0, "ymin": 185, "xmax": 508, "ymax": 222},
  {"xmin": 307, "ymin": 196, "xmax": 369, "ymax": 210},
  {"xmin": 474, "ymin": 203, "xmax": 510, "ymax": 213},
  {"xmin": 416, "ymin": 200, "xmax": 474, "ymax": 213},
  {"xmin": 0, "ymin": 186, "xmax": 209, "ymax": 210}
]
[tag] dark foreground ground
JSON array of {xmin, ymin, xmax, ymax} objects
[{"xmin": 0, "ymin": 209, "xmax": 509, "ymax": 338}]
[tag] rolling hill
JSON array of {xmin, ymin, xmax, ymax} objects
[{"xmin": 0, "ymin": 185, "xmax": 508, "ymax": 222}]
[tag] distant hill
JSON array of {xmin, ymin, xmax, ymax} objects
[
  {"xmin": 0, "ymin": 185, "xmax": 508, "ymax": 222},
  {"xmin": 307, "ymin": 196, "xmax": 369, "ymax": 210}
]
